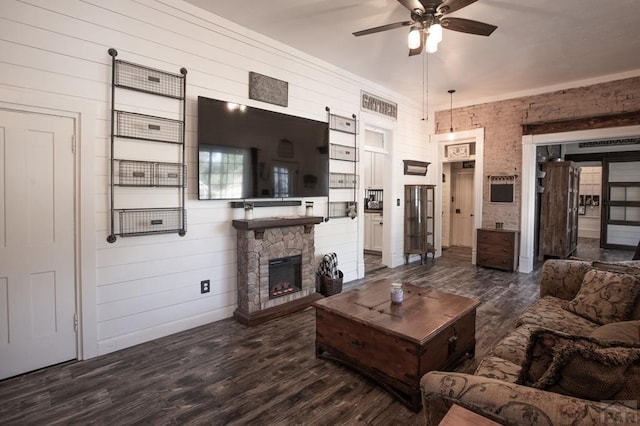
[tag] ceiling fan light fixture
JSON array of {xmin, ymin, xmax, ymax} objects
[
  {"xmin": 408, "ymin": 26, "xmax": 421, "ymax": 49},
  {"xmin": 425, "ymin": 34, "xmax": 439, "ymax": 53},
  {"xmin": 430, "ymin": 23, "xmax": 443, "ymax": 44}
]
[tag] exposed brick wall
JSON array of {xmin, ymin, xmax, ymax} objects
[{"xmin": 434, "ymin": 76, "xmax": 640, "ymax": 230}]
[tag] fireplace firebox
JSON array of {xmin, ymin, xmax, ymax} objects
[{"xmin": 269, "ymin": 255, "xmax": 302, "ymax": 299}]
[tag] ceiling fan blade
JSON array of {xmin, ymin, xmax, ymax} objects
[
  {"xmin": 409, "ymin": 31, "xmax": 426, "ymax": 56},
  {"xmin": 441, "ymin": 17, "xmax": 497, "ymax": 36},
  {"xmin": 353, "ymin": 20, "xmax": 414, "ymax": 37},
  {"xmin": 398, "ymin": 0, "xmax": 424, "ymax": 13},
  {"xmin": 437, "ymin": 0, "xmax": 478, "ymax": 15}
]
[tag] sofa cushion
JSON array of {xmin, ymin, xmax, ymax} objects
[
  {"xmin": 534, "ymin": 344, "xmax": 640, "ymax": 402},
  {"xmin": 540, "ymin": 259, "xmax": 592, "ymax": 300},
  {"xmin": 565, "ymin": 269, "xmax": 640, "ymax": 325},
  {"xmin": 474, "ymin": 356, "xmax": 521, "ymax": 383},
  {"xmin": 488, "ymin": 324, "xmax": 536, "ymax": 366},
  {"xmin": 592, "ymin": 263, "xmax": 640, "ymax": 321},
  {"xmin": 589, "ymin": 320, "xmax": 640, "ymax": 344},
  {"xmin": 516, "ymin": 296, "xmax": 599, "ymax": 335},
  {"xmin": 517, "ymin": 328, "xmax": 640, "ymax": 386}
]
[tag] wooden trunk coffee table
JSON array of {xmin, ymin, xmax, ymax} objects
[{"xmin": 313, "ymin": 279, "xmax": 480, "ymax": 412}]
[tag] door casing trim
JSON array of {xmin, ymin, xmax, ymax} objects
[{"xmin": 0, "ymin": 87, "xmax": 97, "ymax": 359}]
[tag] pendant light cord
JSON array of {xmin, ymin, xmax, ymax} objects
[
  {"xmin": 422, "ymin": 52, "xmax": 429, "ymax": 121},
  {"xmin": 448, "ymin": 89, "xmax": 455, "ymax": 132}
]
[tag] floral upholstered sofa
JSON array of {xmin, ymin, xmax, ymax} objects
[{"xmin": 421, "ymin": 259, "xmax": 640, "ymax": 425}]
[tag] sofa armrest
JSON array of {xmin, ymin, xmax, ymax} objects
[
  {"xmin": 539, "ymin": 259, "xmax": 592, "ymax": 300},
  {"xmin": 421, "ymin": 371, "xmax": 638, "ymax": 426}
]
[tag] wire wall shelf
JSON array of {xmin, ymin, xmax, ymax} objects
[
  {"xmin": 114, "ymin": 59, "xmax": 185, "ymax": 99},
  {"xmin": 330, "ymin": 143, "xmax": 358, "ymax": 162},
  {"xmin": 117, "ymin": 208, "xmax": 187, "ymax": 237},
  {"xmin": 107, "ymin": 48, "xmax": 187, "ymax": 243},
  {"xmin": 326, "ymin": 109, "xmax": 359, "ymax": 220},
  {"xmin": 329, "ymin": 172, "xmax": 359, "ymax": 189},
  {"xmin": 115, "ymin": 110, "xmax": 183, "ymax": 144},
  {"xmin": 115, "ymin": 160, "xmax": 185, "ymax": 187},
  {"xmin": 328, "ymin": 202, "xmax": 358, "ymax": 219}
]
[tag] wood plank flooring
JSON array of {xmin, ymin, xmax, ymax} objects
[{"xmin": 0, "ymin": 239, "xmax": 633, "ymax": 425}]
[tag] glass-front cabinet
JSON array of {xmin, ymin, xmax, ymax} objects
[{"xmin": 404, "ymin": 185, "xmax": 435, "ymax": 264}]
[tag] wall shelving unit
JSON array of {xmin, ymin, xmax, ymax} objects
[
  {"xmin": 326, "ymin": 108, "xmax": 358, "ymax": 220},
  {"xmin": 106, "ymin": 48, "xmax": 187, "ymax": 243}
]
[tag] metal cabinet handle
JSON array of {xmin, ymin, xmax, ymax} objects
[{"xmin": 351, "ymin": 339, "xmax": 364, "ymax": 349}]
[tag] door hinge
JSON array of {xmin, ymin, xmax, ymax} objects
[
  {"xmin": 71, "ymin": 134, "xmax": 76, "ymax": 154},
  {"xmin": 73, "ymin": 313, "xmax": 78, "ymax": 332}
]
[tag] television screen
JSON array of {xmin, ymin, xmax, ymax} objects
[{"xmin": 197, "ymin": 96, "xmax": 329, "ymax": 200}]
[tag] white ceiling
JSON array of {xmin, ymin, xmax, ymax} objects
[{"xmin": 184, "ymin": 0, "xmax": 640, "ymax": 111}]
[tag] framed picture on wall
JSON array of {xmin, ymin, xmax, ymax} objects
[
  {"xmin": 592, "ymin": 195, "xmax": 600, "ymax": 206},
  {"xmin": 578, "ymin": 205, "xmax": 586, "ymax": 215},
  {"xmin": 585, "ymin": 195, "xmax": 592, "ymax": 205},
  {"xmin": 579, "ymin": 194, "xmax": 585, "ymax": 206}
]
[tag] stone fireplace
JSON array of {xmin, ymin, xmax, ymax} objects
[{"xmin": 232, "ymin": 216, "xmax": 323, "ymax": 326}]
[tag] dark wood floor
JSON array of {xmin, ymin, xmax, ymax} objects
[{"xmin": 0, "ymin": 239, "xmax": 633, "ymax": 425}]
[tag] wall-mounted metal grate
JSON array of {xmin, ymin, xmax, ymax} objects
[
  {"xmin": 329, "ymin": 173, "xmax": 358, "ymax": 189},
  {"xmin": 330, "ymin": 144, "xmax": 358, "ymax": 162},
  {"xmin": 115, "ymin": 110, "xmax": 183, "ymax": 144},
  {"xmin": 117, "ymin": 208, "xmax": 186, "ymax": 237},
  {"xmin": 328, "ymin": 202, "xmax": 358, "ymax": 218},
  {"xmin": 117, "ymin": 160, "xmax": 154, "ymax": 186},
  {"xmin": 115, "ymin": 160, "xmax": 185, "ymax": 187},
  {"xmin": 114, "ymin": 60, "xmax": 184, "ymax": 99}
]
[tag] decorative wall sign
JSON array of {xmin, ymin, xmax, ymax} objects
[
  {"xmin": 578, "ymin": 137, "xmax": 640, "ymax": 148},
  {"xmin": 249, "ymin": 71, "xmax": 288, "ymax": 107},
  {"xmin": 361, "ymin": 91, "xmax": 397, "ymax": 119},
  {"xmin": 448, "ymin": 143, "xmax": 470, "ymax": 160}
]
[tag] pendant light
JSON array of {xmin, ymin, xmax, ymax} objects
[{"xmin": 448, "ymin": 89, "xmax": 455, "ymax": 140}]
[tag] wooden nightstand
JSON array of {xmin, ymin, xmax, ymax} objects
[{"xmin": 476, "ymin": 228, "xmax": 519, "ymax": 272}]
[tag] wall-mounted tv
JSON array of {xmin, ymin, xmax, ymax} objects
[{"xmin": 197, "ymin": 96, "xmax": 329, "ymax": 200}]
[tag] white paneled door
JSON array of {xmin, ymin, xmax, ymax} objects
[
  {"xmin": 451, "ymin": 169, "xmax": 474, "ymax": 248},
  {"xmin": 0, "ymin": 109, "xmax": 77, "ymax": 379}
]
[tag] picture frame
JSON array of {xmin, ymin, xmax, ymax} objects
[{"xmin": 578, "ymin": 205, "xmax": 586, "ymax": 215}]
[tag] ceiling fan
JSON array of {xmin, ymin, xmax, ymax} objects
[{"xmin": 353, "ymin": 0, "xmax": 497, "ymax": 55}]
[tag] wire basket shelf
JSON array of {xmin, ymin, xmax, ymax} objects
[
  {"xmin": 116, "ymin": 208, "xmax": 186, "ymax": 237},
  {"xmin": 114, "ymin": 59, "xmax": 185, "ymax": 99}
]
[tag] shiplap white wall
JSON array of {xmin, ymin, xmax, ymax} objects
[{"xmin": 0, "ymin": 0, "xmax": 430, "ymax": 356}]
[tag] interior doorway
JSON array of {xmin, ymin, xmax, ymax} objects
[
  {"xmin": 363, "ymin": 129, "xmax": 386, "ymax": 274},
  {"xmin": 450, "ymin": 166, "xmax": 475, "ymax": 248},
  {"xmin": 434, "ymin": 128, "xmax": 485, "ymax": 265},
  {"xmin": 521, "ymin": 124, "xmax": 640, "ymax": 272}
]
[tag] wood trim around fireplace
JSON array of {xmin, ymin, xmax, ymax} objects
[{"xmin": 232, "ymin": 216, "xmax": 324, "ymax": 239}]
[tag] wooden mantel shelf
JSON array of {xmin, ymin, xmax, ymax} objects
[{"xmin": 232, "ymin": 216, "xmax": 324, "ymax": 239}]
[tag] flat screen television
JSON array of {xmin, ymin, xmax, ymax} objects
[{"xmin": 197, "ymin": 96, "xmax": 329, "ymax": 200}]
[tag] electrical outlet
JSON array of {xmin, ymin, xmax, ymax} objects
[{"xmin": 200, "ymin": 280, "xmax": 210, "ymax": 294}]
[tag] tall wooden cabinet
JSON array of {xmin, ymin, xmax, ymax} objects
[
  {"xmin": 539, "ymin": 161, "xmax": 580, "ymax": 260},
  {"xmin": 404, "ymin": 185, "xmax": 435, "ymax": 264}
]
